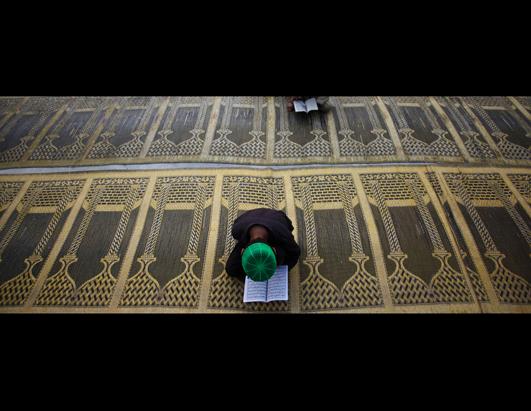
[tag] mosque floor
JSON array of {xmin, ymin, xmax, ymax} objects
[{"xmin": 0, "ymin": 97, "xmax": 529, "ymax": 313}]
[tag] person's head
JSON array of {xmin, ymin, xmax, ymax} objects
[
  {"xmin": 241, "ymin": 225, "xmax": 277, "ymax": 281},
  {"xmin": 248, "ymin": 224, "xmax": 269, "ymax": 243}
]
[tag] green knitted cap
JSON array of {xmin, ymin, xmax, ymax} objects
[{"xmin": 242, "ymin": 242, "xmax": 277, "ymax": 282}]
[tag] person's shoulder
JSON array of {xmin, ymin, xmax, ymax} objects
[
  {"xmin": 269, "ymin": 209, "xmax": 289, "ymax": 218},
  {"xmin": 235, "ymin": 207, "xmax": 269, "ymax": 221},
  {"xmin": 243, "ymin": 208, "xmax": 286, "ymax": 218},
  {"xmin": 275, "ymin": 210, "xmax": 289, "ymax": 219}
]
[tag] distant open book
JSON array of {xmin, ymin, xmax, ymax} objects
[
  {"xmin": 243, "ymin": 265, "xmax": 288, "ymax": 303},
  {"xmin": 293, "ymin": 98, "xmax": 318, "ymax": 113}
]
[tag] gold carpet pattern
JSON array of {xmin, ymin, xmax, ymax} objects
[
  {"xmin": 0, "ymin": 97, "xmax": 530, "ymax": 168},
  {"xmin": 0, "ymin": 165, "xmax": 529, "ymax": 313}
]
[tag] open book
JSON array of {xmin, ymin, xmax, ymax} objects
[
  {"xmin": 293, "ymin": 97, "xmax": 318, "ymax": 113},
  {"xmin": 243, "ymin": 265, "xmax": 288, "ymax": 303}
]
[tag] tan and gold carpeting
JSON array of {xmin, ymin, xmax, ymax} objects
[
  {"xmin": 0, "ymin": 97, "xmax": 529, "ymax": 313},
  {"xmin": 0, "ymin": 96, "xmax": 530, "ymax": 168}
]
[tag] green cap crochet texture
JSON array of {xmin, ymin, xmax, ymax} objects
[{"xmin": 242, "ymin": 242, "xmax": 277, "ymax": 281}]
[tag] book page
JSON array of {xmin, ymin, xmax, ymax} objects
[
  {"xmin": 305, "ymin": 98, "xmax": 318, "ymax": 112},
  {"xmin": 243, "ymin": 276, "xmax": 268, "ymax": 302},
  {"xmin": 293, "ymin": 100, "xmax": 307, "ymax": 113},
  {"xmin": 266, "ymin": 265, "xmax": 289, "ymax": 302}
]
